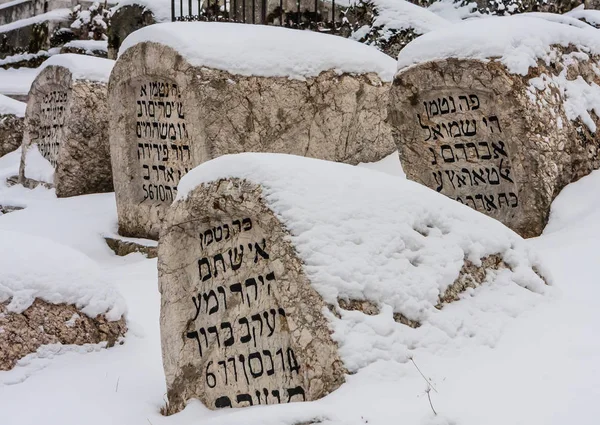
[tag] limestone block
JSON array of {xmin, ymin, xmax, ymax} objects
[
  {"xmin": 0, "ymin": 228, "xmax": 128, "ymax": 371},
  {"xmin": 389, "ymin": 56, "xmax": 600, "ymax": 238},
  {"xmin": 0, "ymin": 113, "xmax": 23, "ymax": 157},
  {"xmin": 158, "ymin": 153, "xmax": 548, "ymax": 413},
  {"xmin": 159, "ymin": 179, "xmax": 346, "ymax": 412},
  {"xmin": 19, "ymin": 55, "xmax": 114, "ymax": 197},
  {"xmin": 109, "ymin": 34, "xmax": 395, "ymax": 239},
  {"xmin": 0, "ymin": 299, "xmax": 126, "ymax": 371}
]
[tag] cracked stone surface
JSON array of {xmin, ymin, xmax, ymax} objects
[
  {"xmin": 0, "ymin": 299, "xmax": 126, "ymax": 371},
  {"xmin": 158, "ymin": 178, "xmax": 346, "ymax": 413},
  {"xmin": 105, "ymin": 236, "xmax": 157, "ymax": 259},
  {"xmin": 109, "ymin": 42, "xmax": 396, "ymax": 239},
  {"xmin": 19, "ymin": 65, "xmax": 114, "ymax": 198},
  {"xmin": 0, "ymin": 114, "xmax": 23, "ymax": 157},
  {"xmin": 388, "ymin": 57, "xmax": 600, "ymax": 238}
]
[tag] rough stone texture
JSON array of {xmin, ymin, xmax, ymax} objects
[
  {"xmin": 109, "ymin": 42, "xmax": 395, "ymax": 239},
  {"xmin": 0, "ymin": 298, "xmax": 126, "ymax": 371},
  {"xmin": 19, "ymin": 64, "xmax": 114, "ymax": 197},
  {"xmin": 107, "ymin": 5, "xmax": 155, "ymax": 60},
  {"xmin": 586, "ymin": 0, "xmax": 600, "ymax": 9},
  {"xmin": 158, "ymin": 178, "xmax": 346, "ymax": 413},
  {"xmin": 438, "ymin": 254, "xmax": 507, "ymax": 306},
  {"xmin": 388, "ymin": 57, "xmax": 600, "ymax": 238},
  {"xmin": 0, "ymin": 20, "xmax": 68, "ymax": 59},
  {"xmin": 105, "ymin": 236, "xmax": 158, "ymax": 258},
  {"xmin": 0, "ymin": 113, "xmax": 23, "ymax": 157}
]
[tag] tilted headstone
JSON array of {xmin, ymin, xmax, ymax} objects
[
  {"xmin": 0, "ymin": 94, "xmax": 25, "ymax": 158},
  {"xmin": 389, "ymin": 16, "xmax": 600, "ymax": 238},
  {"xmin": 158, "ymin": 153, "xmax": 548, "ymax": 413},
  {"xmin": 109, "ymin": 22, "xmax": 396, "ymax": 239},
  {"xmin": 19, "ymin": 54, "xmax": 115, "ymax": 197}
]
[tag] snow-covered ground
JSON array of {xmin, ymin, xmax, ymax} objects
[
  {"xmin": 0, "ymin": 142, "xmax": 598, "ymax": 424},
  {"xmin": 2, "ymin": 7, "xmax": 600, "ymax": 424}
]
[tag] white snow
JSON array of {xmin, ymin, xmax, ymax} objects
[
  {"xmin": 39, "ymin": 53, "xmax": 115, "ymax": 82},
  {"xmin": 119, "ymin": 22, "xmax": 397, "ymax": 81},
  {"xmin": 23, "ymin": 144, "xmax": 54, "ymax": 184},
  {"xmin": 357, "ymin": 150, "xmax": 406, "ymax": 178},
  {"xmin": 427, "ymin": 0, "xmax": 481, "ymax": 22},
  {"xmin": 111, "ymin": 0, "xmax": 172, "ymax": 23},
  {"xmin": 0, "ymin": 228, "xmax": 126, "ymax": 319},
  {"xmin": 0, "ymin": 140, "xmax": 598, "ymax": 424},
  {"xmin": 0, "ymin": 93, "xmax": 25, "ymax": 117},
  {"xmin": 0, "ymin": 8, "xmax": 70, "ymax": 34},
  {"xmin": 396, "ymin": 15, "xmax": 600, "ymax": 76},
  {"xmin": 177, "ymin": 153, "xmax": 548, "ymax": 370},
  {"xmin": 352, "ymin": 0, "xmax": 451, "ymax": 37},
  {"xmin": 521, "ymin": 11, "xmax": 594, "ymax": 29},
  {"xmin": 566, "ymin": 7, "xmax": 600, "ymax": 28},
  {"xmin": 0, "ymin": 0, "xmax": 29, "ymax": 11},
  {"xmin": 2, "ymin": 16, "xmax": 600, "ymax": 425},
  {"xmin": 0, "ymin": 67, "xmax": 38, "ymax": 95},
  {"xmin": 63, "ymin": 39, "xmax": 108, "ymax": 54},
  {"xmin": 0, "ymin": 51, "xmax": 50, "ymax": 67}
]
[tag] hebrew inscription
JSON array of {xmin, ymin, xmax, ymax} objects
[
  {"xmin": 135, "ymin": 81, "xmax": 191, "ymax": 203},
  {"xmin": 34, "ymin": 90, "xmax": 68, "ymax": 167},
  {"xmin": 185, "ymin": 218, "xmax": 305, "ymax": 409},
  {"xmin": 415, "ymin": 92, "xmax": 519, "ymax": 215}
]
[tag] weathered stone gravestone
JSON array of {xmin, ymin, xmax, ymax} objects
[
  {"xmin": 19, "ymin": 54, "xmax": 115, "ymax": 197},
  {"xmin": 158, "ymin": 153, "xmax": 548, "ymax": 413},
  {"xmin": 109, "ymin": 22, "xmax": 396, "ymax": 239},
  {"xmin": 389, "ymin": 16, "xmax": 600, "ymax": 238},
  {"xmin": 0, "ymin": 229, "xmax": 127, "ymax": 371},
  {"xmin": 0, "ymin": 94, "xmax": 26, "ymax": 157}
]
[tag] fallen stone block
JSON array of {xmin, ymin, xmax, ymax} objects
[{"xmin": 0, "ymin": 229, "xmax": 127, "ymax": 370}]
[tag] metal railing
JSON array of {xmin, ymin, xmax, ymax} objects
[{"xmin": 170, "ymin": 0, "xmax": 341, "ymax": 32}]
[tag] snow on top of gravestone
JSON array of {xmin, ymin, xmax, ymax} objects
[
  {"xmin": 396, "ymin": 15, "xmax": 600, "ymax": 76},
  {"xmin": 566, "ymin": 7, "xmax": 600, "ymax": 28},
  {"xmin": 177, "ymin": 153, "xmax": 549, "ymax": 369},
  {"xmin": 39, "ymin": 53, "xmax": 115, "ymax": 83},
  {"xmin": 119, "ymin": 22, "xmax": 397, "ymax": 81},
  {"xmin": 111, "ymin": 0, "xmax": 172, "ymax": 23},
  {"xmin": 367, "ymin": 0, "xmax": 451, "ymax": 35},
  {"xmin": 0, "ymin": 229, "xmax": 126, "ymax": 320},
  {"xmin": 0, "ymin": 93, "xmax": 25, "ymax": 117}
]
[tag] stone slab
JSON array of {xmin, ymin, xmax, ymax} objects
[
  {"xmin": 157, "ymin": 152, "xmax": 549, "ymax": 413},
  {"xmin": 0, "ymin": 298, "xmax": 126, "ymax": 371},
  {"xmin": 19, "ymin": 63, "xmax": 114, "ymax": 197},
  {"xmin": 0, "ymin": 112, "xmax": 23, "ymax": 156},
  {"xmin": 109, "ymin": 41, "xmax": 395, "ymax": 239},
  {"xmin": 159, "ymin": 179, "xmax": 346, "ymax": 412},
  {"xmin": 388, "ymin": 58, "xmax": 600, "ymax": 238}
]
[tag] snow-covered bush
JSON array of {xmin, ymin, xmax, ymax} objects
[
  {"xmin": 70, "ymin": 2, "xmax": 112, "ymax": 41},
  {"xmin": 344, "ymin": 0, "xmax": 449, "ymax": 58}
]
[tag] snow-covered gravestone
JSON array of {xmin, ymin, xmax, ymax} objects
[
  {"xmin": 389, "ymin": 16, "xmax": 600, "ymax": 238},
  {"xmin": 19, "ymin": 54, "xmax": 115, "ymax": 197},
  {"xmin": 0, "ymin": 230, "xmax": 126, "ymax": 371},
  {"xmin": 158, "ymin": 153, "xmax": 548, "ymax": 413},
  {"xmin": 0, "ymin": 94, "xmax": 26, "ymax": 158},
  {"xmin": 109, "ymin": 22, "xmax": 396, "ymax": 239}
]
